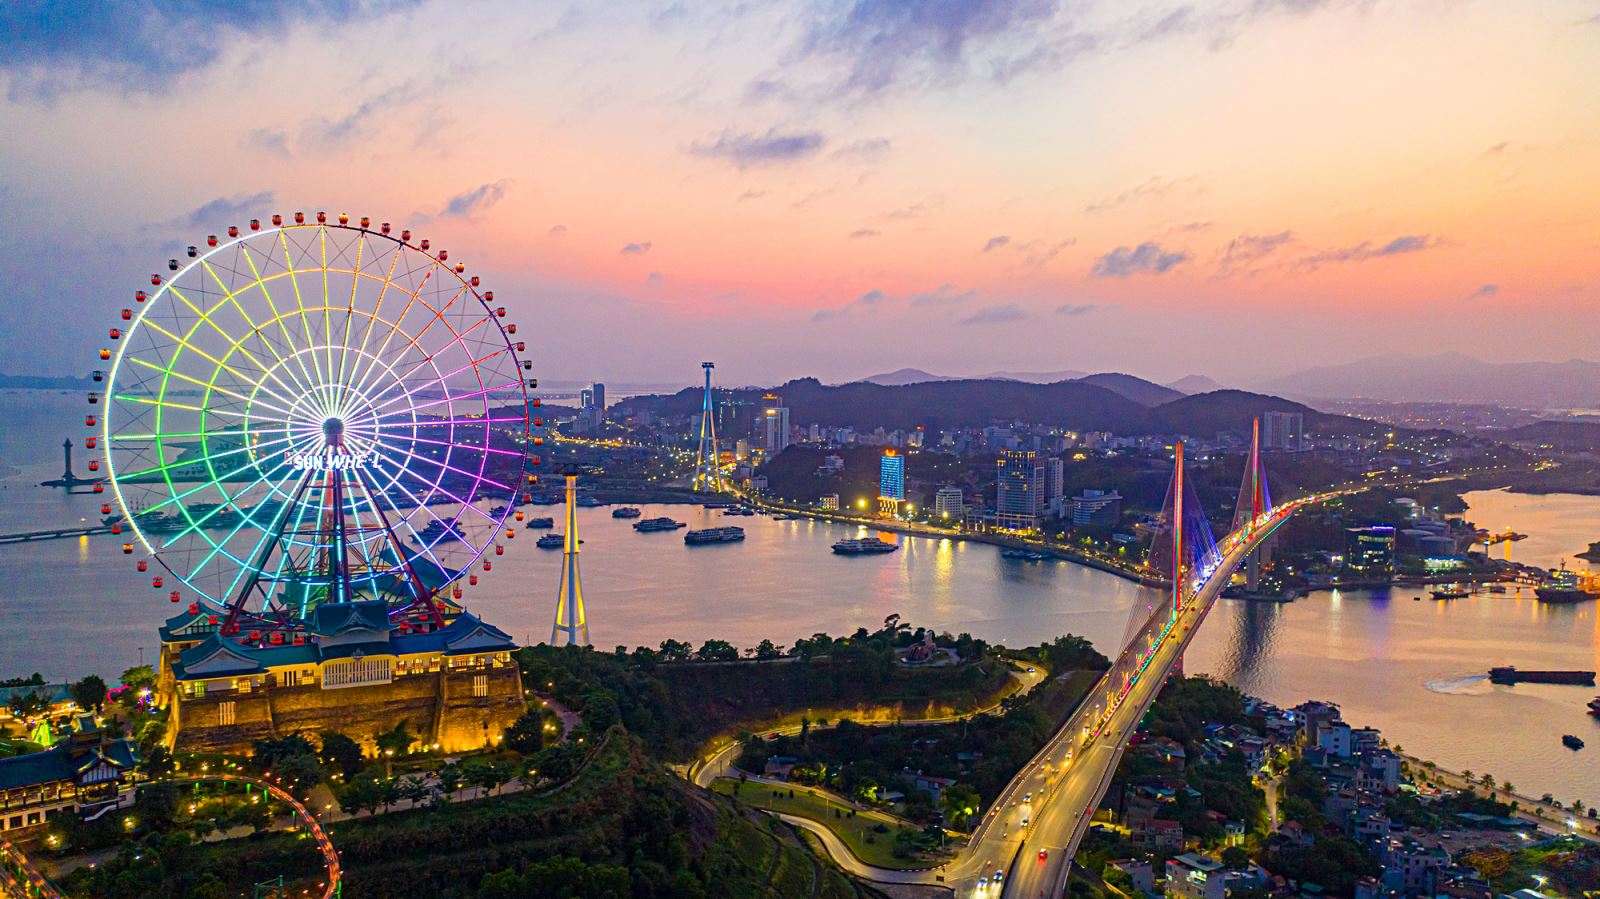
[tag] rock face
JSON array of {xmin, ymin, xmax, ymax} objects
[{"xmin": 169, "ymin": 664, "xmax": 524, "ymax": 754}]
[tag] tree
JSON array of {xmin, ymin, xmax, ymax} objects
[
  {"xmin": 396, "ymin": 774, "xmax": 432, "ymax": 807},
  {"xmin": 657, "ymin": 639, "xmax": 692, "ymax": 662},
  {"xmin": 696, "ymin": 639, "xmax": 738, "ymax": 662},
  {"xmin": 339, "ymin": 770, "xmax": 389, "ymax": 817},
  {"xmin": 318, "ymin": 732, "xmax": 364, "ymax": 780},
  {"xmin": 1221, "ymin": 846, "xmax": 1251, "ymax": 869},
  {"xmin": 274, "ymin": 752, "xmax": 324, "ymax": 801},
  {"xmin": 754, "ymin": 639, "xmax": 782, "ymax": 661},
  {"xmin": 437, "ymin": 762, "xmax": 464, "ymax": 799},
  {"xmin": 140, "ymin": 745, "xmax": 175, "ymax": 780},
  {"xmin": 505, "ymin": 709, "xmax": 550, "ymax": 755},
  {"xmin": 7, "ymin": 691, "xmax": 49, "ymax": 720},
  {"xmin": 119, "ymin": 665, "xmax": 156, "ymax": 692},
  {"xmin": 942, "ymin": 783, "xmax": 981, "ymax": 828},
  {"xmin": 71, "ymin": 675, "xmax": 107, "ymax": 712},
  {"xmin": 375, "ymin": 721, "xmax": 418, "ymax": 775}
]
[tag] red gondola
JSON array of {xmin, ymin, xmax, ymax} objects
[
  {"xmin": 250, "ymin": 218, "xmax": 260, "ymax": 231},
  {"xmin": 227, "ymin": 225, "xmax": 239, "ymax": 237},
  {"xmin": 495, "ymin": 545, "xmax": 504, "ymax": 555},
  {"xmin": 338, "ymin": 213, "xmax": 349, "ymax": 225},
  {"xmin": 171, "ymin": 591, "xmax": 181, "ymax": 602},
  {"xmin": 468, "ymin": 574, "xmax": 478, "ymax": 586},
  {"xmin": 419, "ymin": 239, "xmax": 430, "ymax": 250},
  {"xmin": 271, "ymin": 214, "xmax": 283, "ymax": 226},
  {"xmin": 85, "ymin": 436, "xmax": 97, "ymax": 449},
  {"xmin": 381, "ymin": 222, "xmax": 391, "ymax": 235},
  {"xmin": 85, "ymin": 414, "xmax": 96, "ymax": 426},
  {"xmin": 92, "ymin": 483, "xmax": 104, "ymax": 493},
  {"xmin": 438, "ymin": 249, "xmax": 449, "ymax": 261},
  {"xmin": 506, "ymin": 323, "xmax": 517, "ymax": 334},
  {"xmin": 495, "ymin": 307, "xmax": 506, "ymax": 318},
  {"xmin": 136, "ymin": 559, "xmax": 146, "ymax": 571},
  {"xmin": 150, "ymin": 274, "xmax": 162, "ymax": 285},
  {"xmin": 359, "ymin": 216, "xmax": 370, "ymax": 229},
  {"xmin": 294, "ymin": 211, "xmax": 305, "ymax": 224},
  {"xmin": 529, "ymin": 455, "xmax": 541, "ymax": 466},
  {"xmin": 99, "ymin": 349, "xmax": 112, "ymax": 360},
  {"xmin": 110, "ymin": 523, "xmax": 119, "ymax": 534},
  {"xmin": 454, "ymin": 263, "xmax": 464, "ymax": 274},
  {"xmin": 121, "ymin": 309, "xmax": 132, "ymax": 321},
  {"xmin": 207, "ymin": 235, "xmax": 219, "ymax": 247},
  {"xmin": 521, "ymin": 492, "xmax": 532, "ymax": 503},
  {"xmin": 470, "ymin": 276, "xmax": 480, "ymax": 287},
  {"xmin": 123, "ymin": 543, "xmax": 133, "ymax": 554},
  {"xmin": 152, "ymin": 577, "xmax": 162, "ymax": 588},
  {"xmin": 533, "ymin": 418, "xmax": 544, "ymax": 427},
  {"xmin": 530, "ymin": 397, "xmax": 540, "ymax": 408},
  {"xmin": 482, "ymin": 560, "xmax": 492, "ymax": 571},
  {"xmin": 108, "ymin": 328, "xmax": 121, "ymax": 339},
  {"xmin": 401, "ymin": 229, "xmax": 411, "ymax": 241},
  {"xmin": 515, "ymin": 341, "xmax": 525, "ymax": 352},
  {"xmin": 515, "ymin": 512, "xmax": 524, "ymax": 521},
  {"xmin": 88, "ymin": 458, "xmax": 100, "ymax": 471},
  {"xmin": 533, "ymin": 436, "xmax": 544, "ymax": 446},
  {"xmin": 316, "ymin": 211, "xmax": 327, "ymax": 224},
  {"xmin": 101, "ymin": 503, "xmax": 112, "ymax": 514},
  {"xmin": 453, "ymin": 586, "xmax": 463, "ymax": 599}
]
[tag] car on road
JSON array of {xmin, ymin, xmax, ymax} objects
[
  {"xmin": 1039, "ymin": 849, "xmax": 1048, "ymax": 861},
  {"xmin": 1023, "ymin": 792, "xmax": 1031, "ymax": 803}
]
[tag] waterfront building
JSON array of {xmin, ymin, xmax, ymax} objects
[
  {"xmin": 819, "ymin": 494, "xmax": 840, "ymax": 511},
  {"xmin": 1345, "ymin": 526, "xmax": 1396, "ymax": 571},
  {"xmin": 1262, "ymin": 410, "xmax": 1308, "ymax": 452},
  {"xmin": 762, "ymin": 394, "xmax": 790, "ymax": 453},
  {"xmin": 0, "ymin": 715, "xmax": 137, "ymax": 834},
  {"xmin": 995, "ymin": 450, "xmax": 1045, "ymax": 531},
  {"xmin": 934, "ymin": 485, "xmax": 964, "ymax": 518},
  {"xmin": 879, "ymin": 449, "xmax": 905, "ymax": 516},
  {"xmin": 1070, "ymin": 489, "xmax": 1123, "ymax": 527},
  {"xmin": 734, "ymin": 438, "xmax": 751, "ymax": 461},
  {"xmin": 156, "ymin": 600, "xmax": 524, "ymax": 755},
  {"xmin": 1044, "ymin": 456, "xmax": 1065, "ymax": 517}
]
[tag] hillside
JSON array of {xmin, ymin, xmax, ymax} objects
[
  {"xmin": 619, "ymin": 379, "xmax": 1382, "ymax": 439},
  {"xmin": 1076, "ymin": 372, "xmax": 1185, "ymax": 406},
  {"xmin": 1165, "ymin": 374, "xmax": 1226, "ymax": 394},
  {"xmin": 1505, "ymin": 420, "xmax": 1600, "ymax": 452},
  {"xmin": 1263, "ymin": 352, "xmax": 1600, "ymax": 409}
]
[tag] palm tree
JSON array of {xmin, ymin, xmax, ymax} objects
[
  {"xmin": 1573, "ymin": 800, "xmax": 1586, "ymax": 814},
  {"xmin": 1503, "ymin": 782, "xmax": 1515, "ymax": 796},
  {"xmin": 1481, "ymin": 774, "xmax": 1496, "ymax": 790}
]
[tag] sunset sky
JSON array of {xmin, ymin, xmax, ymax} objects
[{"xmin": 2, "ymin": 1, "xmax": 1597, "ymax": 388}]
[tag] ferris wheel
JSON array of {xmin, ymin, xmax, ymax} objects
[{"xmin": 95, "ymin": 212, "xmax": 537, "ymax": 637}]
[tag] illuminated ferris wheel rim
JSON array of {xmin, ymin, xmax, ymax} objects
[{"xmin": 99, "ymin": 213, "xmax": 535, "ymax": 626}]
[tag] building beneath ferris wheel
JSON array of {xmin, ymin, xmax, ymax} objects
[{"xmin": 154, "ymin": 599, "xmax": 526, "ymax": 755}]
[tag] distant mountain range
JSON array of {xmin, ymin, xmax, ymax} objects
[
  {"xmin": 619, "ymin": 377, "xmax": 1380, "ymax": 439},
  {"xmin": 854, "ymin": 368, "xmax": 1088, "ymax": 386},
  {"xmin": 0, "ymin": 372, "xmax": 92, "ymax": 390},
  {"xmin": 1261, "ymin": 353, "xmax": 1600, "ymax": 409}
]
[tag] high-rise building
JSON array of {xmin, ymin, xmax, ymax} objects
[
  {"xmin": 590, "ymin": 383, "xmax": 606, "ymax": 418},
  {"xmin": 879, "ymin": 449, "xmax": 906, "ymax": 516},
  {"xmin": 934, "ymin": 485, "xmax": 964, "ymax": 518},
  {"xmin": 1043, "ymin": 456, "xmax": 1065, "ymax": 517},
  {"xmin": 995, "ymin": 450, "xmax": 1045, "ymax": 531},
  {"xmin": 819, "ymin": 494, "xmax": 840, "ymax": 511},
  {"xmin": 1262, "ymin": 410, "xmax": 1307, "ymax": 452},
  {"xmin": 1345, "ymin": 526, "xmax": 1395, "ymax": 571},
  {"xmin": 1069, "ymin": 489, "xmax": 1123, "ymax": 527},
  {"xmin": 762, "ymin": 394, "xmax": 790, "ymax": 453}
]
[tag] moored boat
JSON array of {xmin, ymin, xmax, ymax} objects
[
  {"xmin": 832, "ymin": 537, "xmax": 898, "ymax": 555},
  {"xmin": 536, "ymin": 533, "xmax": 566, "ymax": 549},
  {"xmin": 1562, "ymin": 734, "xmax": 1585, "ymax": 750},
  {"xmin": 524, "ymin": 517, "xmax": 554, "ymax": 529},
  {"xmin": 685, "ymin": 526, "xmax": 745, "ymax": 545},
  {"xmin": 634, "ymin": 517, "xmax": 685, "ymax": 532},
  {"xmin": 612, "ymin": 507, "xmax": 642, "ymax": 519}
]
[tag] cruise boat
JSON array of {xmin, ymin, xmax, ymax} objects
[
  {"xmin": 536, "ymin": 533, "xmax": 566, "ymax": 549},
  {"xmin": 1587, "ymin": 695, "xmax": 1600, "ymax": 718},
  {"xmin": 634, "ymin": 517, "xmax": 685, "ymax": 532},
  {"xmin": 416, "ymin": 520, "xmax": 467, "ymax": 543},
  {"xmin": 832, "ymin": 537, "xmax": 898, "ymax": 555},
  {"xmin": 1562, "ymin": 734, "xmax": 1585, "ymax": 750},
  {"xmin": 1001, "ymin": 548, "xmax": 1049, "ymax": 561},
  {"xmin": 526, "ymin": 494, "xmax": 560, "ymax": 505},
  {"xmin": 1535, "ymin": 563, "xmax": 1599, "ymax": 603},
  {"xmin": 576, "ymin": 495, "xmax": 604, "ymax": 508},
  {"xmin": 684, "ymin": 526, "xmax": 745, "ymax": 545},
  {"xmin": 722, "ymin": 507, "xmax": 756, "ymax": 517},
  {"xmin": 524, "ymin": 517, "xmax": 554, "ymax": 529}
]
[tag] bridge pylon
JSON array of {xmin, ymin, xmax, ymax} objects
[
  {"xmin": 692, "ymin": 362, "xmax": 724, "ymax": 493},
  {"xmin": 1233, "ymin": 417, "xmax": 1276, "ymax": 589},
  {"xmin": 550, "ymin": 468, "xmax": 590, "ymax": 646}
]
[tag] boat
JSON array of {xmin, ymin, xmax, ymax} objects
[
  {"xmin": 536, "ymin": 533, "xmax": 566, "ymax": 549},
  {"xmin": 1487, "ymin": 585, "xmax": 1508, "ymax": 594},
  {"xmin": 771, "ymin": 513, "xmax": 797, "ymax": 521},
  {"xmin": 722, "ymin": 507, "xmax": 755, "ymax": 517},
  {"xmin": 685, "ymin": 526, "xmax": 745, "ymax": 545},
  {"xmin": 1534, "ymin": 563, "xmax": 1599, "ymax": 604},
  {"xmin": 701, "ymin": 501, "xmax": 735, "ymax": 509},
  {"xmin": 416, "ymin": 520, "xmax": 467, "ymax": 543},
  {"xmin": 1562, "ymin": 734, "xmax": 1585, "ymax": 750},
  {"xmin": 1588, "ymin": 696, "xmax": 1600, "ymax": 718},
  {"xmin": 832, "ymin": 537, "xmax": 899, "ymax": 555},
  {"xmin": 1430, "ymin": 587, "xmax": 1469, "ymax": 600},
  {"xmin": 524, "ymin": 517, "xmax": 554, "ymax": 529},
  {"xmin": 576, "ymin": 495, "xmax": 603, "ymax": 508},
  {"xmin": 1001, "ymin": 548, "xmax": 1049, "ymax": 561},
  {"xmin": 633, "ymin": 517, "xmax": 685, "ymax": 532},
  {"xmin": 611, "ymin": 507, "xmax": 642, "ymax": 519},
  {"xmin": 526, "ymin": 494, "xmax": 560, "ymax": 505},
  {"xmin": 1488, "ymin": 666, "xmax": 1597, "ymax": 686}
]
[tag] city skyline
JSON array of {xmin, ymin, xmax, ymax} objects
[{"xmin": 1, "ymin": 1, "xmax": 1597, "ymax": 385}]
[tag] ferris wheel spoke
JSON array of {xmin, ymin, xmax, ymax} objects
[
  {"xmin": 136, "ymin": 317, "xmax": 302, "ymax": 415},
  {"xmin": 376, "ymin": 442, "xmax": 509, "ymax": 508},
  {"xmin": 195, "ymin": 260, "xmax": 316, "ymax": 402},
  {"xmin": 363, "ymin": 465, "xmax": 460, "ymax": 593},
  {"xmin": 351, "ymin": 426, "xmax": 519, "ymax": 460},
  {"xmin": 330, "ymin": 230, "xmax": 367, "ymax": 400},
  {"xmin": 357, "ymin": 317, "xmax": 500, "ymax": 415},
  {"xmin": 347, "ymin": 268, "xmax": 433, "ymax": 399},
  {"xmin": 385, "ymin": 380, "xmax": 523, "ymax": 418},
  {"xmin": 117, "ymin": 428, "xmax": 304, "ymax": 483},
  {"xmin": 346, "ymin": 243, "xmax": 407, "ymax": 390},
  {"xmin": 238, "ymin": 240, "xmax": 322, "ymax": 393},
  {"xmin": 165, "ymin": 284, "xmax": 311, "ymax": 409},
  {"xmin": 348, "ymin": 281, "xmax": 472, "ymax": 404},
  {"xmin": 279, "ymin": 229, "xmax": 330, "ymax": 390},
  {"xmin": 207, "ymin": 469, "xmax": 314, "ymax": 603},
  {"xmin": 122, "ymin": 356, "xmax": 298, "ymax": 420}
]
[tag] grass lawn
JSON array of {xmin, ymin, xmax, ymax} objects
[{"xmin": 711, "ymin": 777, "xmax": 942, "ymax": 870}]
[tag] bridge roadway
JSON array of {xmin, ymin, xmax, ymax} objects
[{"xmin": 762, "ymin": 498, "xmax": 1319, "ymax": 896}]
